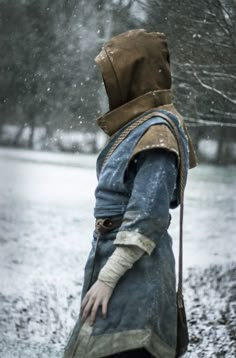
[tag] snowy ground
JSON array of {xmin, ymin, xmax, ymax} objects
[{"xmin": 0, "ymin": 147, "xmax": 235, "ymax": 357}]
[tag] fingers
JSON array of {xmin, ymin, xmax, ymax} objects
[
  {"xmin": 102, "ymin": 299, "xmax": 108, "ymax": 319},
  {"xmin": 80, "ymin": 294, "xmax": 89, "ymax": 311},
  {"xmin": 81, "ymin": 295, "xmax": 95, "ymax": 324},
  {"xmin": 90, "ymin": 301, "xmax": 100, "ymax": 326},
  {"xmin": 80, "ymin": 280, "xmax": 113, "ymax": 326},
  {"xmin": 81, "ymin": 296, "xmax": 107, "ymax": 325}
]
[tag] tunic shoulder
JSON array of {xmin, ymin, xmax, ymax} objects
[{"xmin": 130, "ymin": 124, "xmax": 180, "ymax": 165}]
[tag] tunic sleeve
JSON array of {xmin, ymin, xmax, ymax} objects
[{"xmin": 113, "ymin": 149, "xmax": 178, "ymax": 255}]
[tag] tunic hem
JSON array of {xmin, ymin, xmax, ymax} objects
[{"xmin": 64, "ymin": 319, "xmax": 176, "ymax": 358}]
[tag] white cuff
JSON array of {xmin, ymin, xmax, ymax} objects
[{"xmin": 113, "ymin": 230, "xmax": 156, "ymax": 256}]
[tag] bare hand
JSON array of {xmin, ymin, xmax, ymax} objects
[{"xmin": 80, "ymin": 279, "xmax": 114, "ymax": 326}]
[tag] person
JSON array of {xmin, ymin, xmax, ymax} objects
[{"xmin": 63, "ymin": 29, "xmax": 197, "ymax": 358}]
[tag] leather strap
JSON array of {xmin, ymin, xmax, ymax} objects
[{"xmin": 95, "ymin": 217, "xmax": 123, "ymax": 236}]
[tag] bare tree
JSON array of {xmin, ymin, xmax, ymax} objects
[{"xmin": 137, "ymin": 0, "xmax": 236, "ymax": 163}]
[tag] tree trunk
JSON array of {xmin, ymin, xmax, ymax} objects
[
  {"xmin": 28, "ymin": 118, "xmax": 35, "ymax": 149},
  {"xmin": 12, "ymin": 123, "xmax": 25, "ymax": 146}
]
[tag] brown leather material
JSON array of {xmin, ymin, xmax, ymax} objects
[
  {"xmin": 95, "ymin": 217, "xmax": 123, "ymax": 236},
  {"xmin": 130, "ymin": 124, "xmax": 180, "ymax": 165},
  {"xmin": 95, "ymin": 29, "xmax": 171, "ymax": 111},
  {"xmin": 95, "ymin": 29, "xmax": 197, "ymax": 170},
  {"xmin": 96, "ymin": 89, "xmax": 172, "ymax": 136},
  {"xmin": 182, "ymin": 123, "xmax": 198, "ymax": 169},
  {"xmin": 157, "ymin": 104, "xmax": 197, "ymax": 169},
  {"xmin": 176, "ymin": 294, "xmax": 189, "ymax": 357}
]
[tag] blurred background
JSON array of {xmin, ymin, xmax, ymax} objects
[
  {"xmin": 0, "ymin": 1, "xmax": 236, "ymax": 357},
  {"xmin": 1, "ymin": 0, "xmax": 235, "ymax": 163}
]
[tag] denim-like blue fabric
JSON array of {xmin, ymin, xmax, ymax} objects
[
  {"xmin": 114, "ymin": 150, "xmax": 178, "ymax": 249},
  {"xmin": 64, "ymin": 110, "xmax": 189, "ymax": 356},
  {"xmin": 94, "ymin": 110, "xmax": 188, "ymax": 218}
]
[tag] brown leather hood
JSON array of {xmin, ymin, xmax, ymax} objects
[
  {"xmin": 95, "ymin": 29, "xmax": 197, "ymax": 169},
  {"xmin": 95, "ymin": 29, "xmax": 171, "ymax": 111}
]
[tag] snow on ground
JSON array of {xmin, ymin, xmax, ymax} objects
[{"xmin": 0, "ymin": 147, "xmax": 235, "ymax": 357}]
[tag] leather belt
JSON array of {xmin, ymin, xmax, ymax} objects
[
  {"xmin": 95, "ymin": 216, "xmax": 123, "ymax": 235},
  {"xmin": 95, "ymin": 213, "xmax": 172, "ymax": 236}
]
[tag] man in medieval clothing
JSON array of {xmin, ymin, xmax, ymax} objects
[{"xmin": 63, "ymin": 29, "xmax": 197, "ymax": 358}]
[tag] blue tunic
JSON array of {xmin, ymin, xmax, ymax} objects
[{"xmin": 63, "ymin": 110, "xmax": 189, "ymax": 358}]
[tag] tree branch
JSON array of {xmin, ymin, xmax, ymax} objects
[
  {"xmin": 186, "ymin": 117, "xmax": 236, "ymax": 127},
  {"xmin": 192, "ymin": 72, "xmax": 236, "ymax": 105}
]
